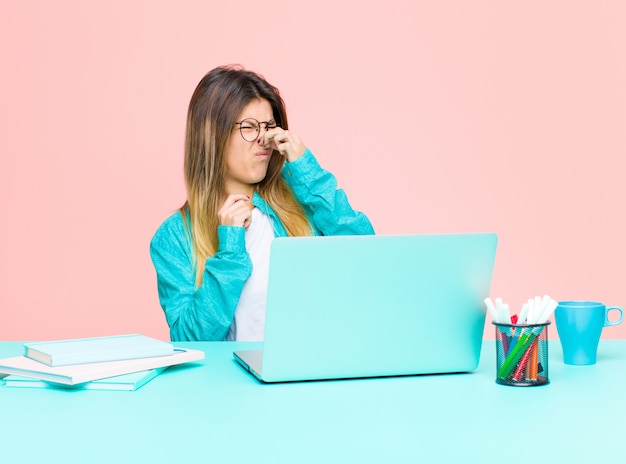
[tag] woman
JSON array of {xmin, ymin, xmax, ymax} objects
[{"xmin": 150, "ymin": 65, "xmax": 374, "ymax": 342}]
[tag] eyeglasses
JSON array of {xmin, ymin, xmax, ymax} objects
[{"xmin": 234, "ymin": 118, "xmax": 277, "ymax": 142}]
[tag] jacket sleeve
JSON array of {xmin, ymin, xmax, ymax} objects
[
  {"xmin": 149, "ymin": 216, "xmax": 252, "ymax": 341},
  {"xmin": 282, "ymin": 149, "xmax": 375, "ymax": 236}
]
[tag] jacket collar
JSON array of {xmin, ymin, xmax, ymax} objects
[{"xmin": 251, "ymin": 191, "xmax": 289, "ymax": 237}]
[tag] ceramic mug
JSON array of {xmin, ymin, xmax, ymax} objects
[{"xmin": 555, "ymin": 301, "xmax": 623, "ymax": 365}]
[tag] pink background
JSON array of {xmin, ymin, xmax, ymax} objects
[{"xmin": 1, "ymin": 1, "xmax": 625, "ymax": 341}]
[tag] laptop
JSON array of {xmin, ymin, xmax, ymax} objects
[{"xmin": 233, "ymin": 233, "xmax": 498, "ymax": 382}]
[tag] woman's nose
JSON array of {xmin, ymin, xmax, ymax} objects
[{"xmin": 257, "ymin": 134, "xmax": 269, "ymax": 146}]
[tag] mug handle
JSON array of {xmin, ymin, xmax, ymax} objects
[{"xmin": 605, "ymin": 306, "xmax": 624, "ymax": 326}]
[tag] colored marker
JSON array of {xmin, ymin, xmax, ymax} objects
[
  {"xmin": 498, "ymin": 326, "xmax": 544, "ymax": 379},
  {"xmin": 528, "ymin": 340, "xmax": 539, "ymax": 380},
  {"xmin": 512, "ymin": 341, "xmax": 535, "ymax": 381}
]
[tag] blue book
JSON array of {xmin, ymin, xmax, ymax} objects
[
  {"xmin": 1, "ymin": 367, "xmax": 167, "ymax": 391},
  {"xmin": 24, "ymin": 334, "xmax": 174, "ymax": 366}
]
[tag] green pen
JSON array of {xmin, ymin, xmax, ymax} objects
[{"xmin": 497, "ymin": 327, "xmax": 542, "ymax": 379}]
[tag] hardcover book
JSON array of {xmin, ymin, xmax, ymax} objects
[{"xmin": 24, "ymin": 334, "xmax": 174, "ymax": 366}]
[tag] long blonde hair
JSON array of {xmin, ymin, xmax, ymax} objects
[{"xmin": 181, "ymin": 65, "xmax": 311, "ymax": 286}]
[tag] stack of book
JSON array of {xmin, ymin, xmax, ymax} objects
[{"xmin": 0, "ymin": 334, "xmax": 204, "ymax": 391}]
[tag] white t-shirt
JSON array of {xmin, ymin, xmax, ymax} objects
[{"xmin": 226, "ymin": 207, "xmax": 274, "ymax": 341}]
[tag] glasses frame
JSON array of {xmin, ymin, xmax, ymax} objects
[{"xmin": 234, "ymin": 118, "xmax": 277, "ymax": 142}]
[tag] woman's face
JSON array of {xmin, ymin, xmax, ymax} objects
[{"xmin": 224, "ymin": 98, "xmax": 275, "ymax": 195}]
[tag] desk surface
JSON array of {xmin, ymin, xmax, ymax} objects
[{"xmin": 1, "ymin": 340, "xmax": 624, "ymax": 463}]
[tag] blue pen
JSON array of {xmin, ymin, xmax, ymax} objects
[{"xmin": 506, "ymin": 328, "xmax": 520, "ymax": 356}]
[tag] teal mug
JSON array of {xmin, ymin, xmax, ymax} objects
[{"xmin": 555, "ymin": 301, "xmax": 623, "ymax": 365}]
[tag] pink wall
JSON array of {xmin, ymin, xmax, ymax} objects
[{"xmin": 1, "ymin": 1, "xmax": 625, "ymax": 341}]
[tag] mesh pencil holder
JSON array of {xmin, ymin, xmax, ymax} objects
[{"xmin": 493, "ymin": 322, "xmax": 550, "ymax": 387}]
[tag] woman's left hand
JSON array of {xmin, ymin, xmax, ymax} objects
[{"xmin": 264, "ymin": 127, "xmax": 306, "ymax": 162}]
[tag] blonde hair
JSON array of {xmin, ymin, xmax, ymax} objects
[{"xmin": 181, "ymin": 65, "xmax": 311, "ymax": 286}]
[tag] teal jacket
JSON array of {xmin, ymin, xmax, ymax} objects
[{"xmin": 150, "ymin": 149, "xmax": 375, "ymax": 341}]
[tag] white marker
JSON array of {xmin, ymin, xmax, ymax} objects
[
  {"xmin": 518, "ymin": 302, "xmax": 530, "ymax": 325},
  {"xmin": 534, "ymin": 296, "xmax": 542, "ymax": 317},
  {"xmin": 526, "ymin": 298, "xmax": 536, "ymax": 324},
  {"xmin": 484, "ymin": 298, "xmax": 499, "ymax": 323},
  {"xmin": 495, "ymin": 298, "xmax": 508, "ymax": 323},
  {"xmin": 538, "ymin": 298, "xmax": 558, "ymax": 324},
  {"xmin": 502, "ymin": 303, "xmax": 511, "ymax": 324}
]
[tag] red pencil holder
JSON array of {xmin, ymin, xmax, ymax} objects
[{"xmin": 493, "ymin": 322, "xmax": 550, "ymax": 387}]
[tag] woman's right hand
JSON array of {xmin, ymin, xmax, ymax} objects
[{"xmin": 218, "ymin": 194, "xmax": 252, "ymax": 229}]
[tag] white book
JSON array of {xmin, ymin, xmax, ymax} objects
[{"xmin": 0, "ymin": 348, "xmax": 204, "ymax": 385}]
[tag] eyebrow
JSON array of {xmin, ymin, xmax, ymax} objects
[{"xmin": 239, "ymin": 118, "xmax": 274, "ymax": 123}]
